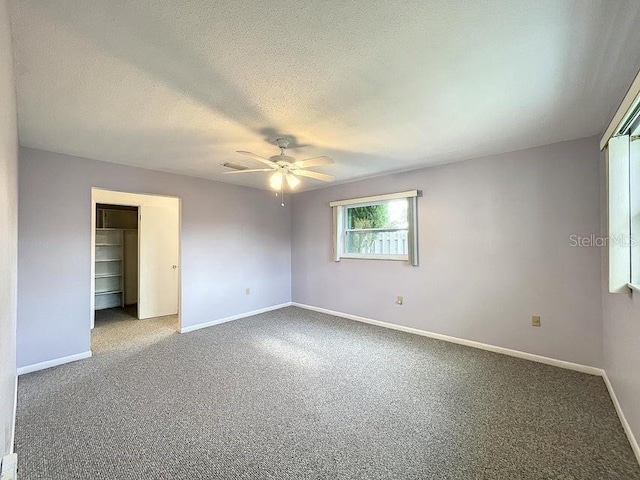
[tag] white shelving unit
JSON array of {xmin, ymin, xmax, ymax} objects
[{"xmin": 95, "ymin": 228, "xmax": 124, "ymax": 310}]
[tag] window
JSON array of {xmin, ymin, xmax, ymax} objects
[
  {"xmin": 607, "ymin": 134, "xmax": 631, "ymax": 292},
  {"xmin": 630, "ymin": 121, "xmax": 640, "ymax": 286},
  {"xmin": 603, "ymin": 68, "xmax": 640, "ymax": 292},
  {"xmin": 330, "ymin": 190, "xmax": 419, "ymax": 264}
]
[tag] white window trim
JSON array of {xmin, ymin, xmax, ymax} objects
[
  {"xmin": 603, "ymin": 67, "xmax": 640, "ymax": 293},
  {"xmin": 331, "ymin": 190, "xmax": 420, "ymax": 265},
  {"xmin": 628, "ymin": 283, "xmax": 640, "ymax": 293},
  {"xmin": 607, "ymin": 135, "xmax": 631, "ymax": 293},
  {"xmin": 340, "ymin": 253, "xmax": 409, "ymax": 261},
  {"xmin": 601, "ymin": 69, "xmax": 640, "ymax": 150},
  {"xmin": 330, "ymin": 190, "xmax": 419, "ymax": 207}
]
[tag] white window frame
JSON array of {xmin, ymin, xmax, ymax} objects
[
  {"xmin": 602, "ymin": 68, "xmax": 640, "ymax": 293},
  {"xmin": 607, "ymin": 135, "xmax": 631, "ymax": 293},
  {"xmin": 630, "ymin": 131, "xmax": 640, "ymax": 288},
  {"xmin": 330, "ymin": 190, "xmax": 419, "ymax": 265}
]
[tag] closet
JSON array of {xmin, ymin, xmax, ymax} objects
[{"xmin": 94, "ymin": 205, "xmax": 139, "ymax": 312}]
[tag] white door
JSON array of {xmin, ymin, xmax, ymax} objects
[{"xmin": 138, "ymin": 201, "xmax": 180, "ymax": 319}]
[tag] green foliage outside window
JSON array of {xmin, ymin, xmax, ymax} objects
[
  {"xmin": 347, "ymin": 204, "xmax": 389, "ymax": 230},
  {"xmin": 346, "ymin": 204, "xmax": 389, "ymax": 253}
]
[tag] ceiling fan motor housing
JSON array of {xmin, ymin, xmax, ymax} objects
[
  {"xmin": 270, "ymin": 154, "xmax": 297, "ymax": 165},
  {"xmin": 275, "ymin": 138, "xmax": 290, "ymax": 149}
]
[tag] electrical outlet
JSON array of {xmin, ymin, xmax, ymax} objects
[
  {"xmin": 396, "ymin": 296, "xmax": 404, "ymax": 305},
  {"xmin": 245, "ymin": 288, "xmax": 250, "ymax": 295},
  {"xmin": 531, "ymin": 315, "xmax": 541, "ymax": 327}
]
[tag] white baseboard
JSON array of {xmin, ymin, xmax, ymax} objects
[
  {"xmin": 602, "ymin": 371, "xmax": 640, "ymax": 465},
  {"xmin": 291, "ymin": 302, "xmax": 603, "ymax": 376},
  {"xmin": 179, "ymin": 302, "xmax": 293, "ymax": 334},
  {"xmin": 17, "ymin": 351, "xmax": 92, "ymax": 376}
]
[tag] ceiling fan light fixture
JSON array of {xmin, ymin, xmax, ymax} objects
[
  {"xmin": 285, "ymin": 173, "xmax": 300, "ymax": 189},
  {"xmin": 269, "ymin": 171, "xmax": 283, "ymax": 190},
  {"xmin": 233, "ymin": 139, "xmax": 335, "ymax": 197}
]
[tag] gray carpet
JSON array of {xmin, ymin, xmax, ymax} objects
[{"xmin": 16, "ymin": 307, "xmax": 640, "ymax": 479}]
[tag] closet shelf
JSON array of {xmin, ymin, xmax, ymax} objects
[
  {"xmin": 95, "ymin": 289, "xmax": 123, "ymax": 296},
  {"xmin": 95, "ymin": 210, "xmax": 138, "ymax": 312}
]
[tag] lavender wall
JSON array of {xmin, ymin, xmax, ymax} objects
[
  {"xmin": 0, "ymin": 0, "xmax": 18, "ymax": 456},
  {"xmin": 600, "ymin": 154, "xmax": 640, "ymax": 449},
  {"xmin": 292, "ymin": 137, "xmax": 603, "ymax": 367},
  {"xmin": 18, "ymin": 148, "xmax": 291, "ymax": 368}
]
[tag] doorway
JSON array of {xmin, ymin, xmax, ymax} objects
[{"xmin": 90, "ymin": 188, "xmax": 181, "ymax": 351}]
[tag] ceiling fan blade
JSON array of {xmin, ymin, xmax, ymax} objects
[
  {"xmin": 293, "ymin": 156, "xmax": 334, "ymax": 169},
  {"xmin": 222, "ymin": 168, "xmax": 274, "ymax": 175},
  {"xmin": 292, "ymin": 169, "xmax": 336, "ymax": 182},
  {"xmin": 236, "ymin": 151, "xmax": 279, "ymax": 168}
]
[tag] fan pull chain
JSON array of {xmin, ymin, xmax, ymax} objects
[{"xmin": 274, "ymin": 188, "xmax": 285, "ymax": 206}]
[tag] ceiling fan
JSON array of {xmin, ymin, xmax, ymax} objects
[{"xmin": 222, "ymin": 138, "xmax": 335, "ymax": 192}]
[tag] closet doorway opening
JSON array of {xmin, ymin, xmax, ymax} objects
[
  {"xmin": 90, "ymin": 188, "xmax": 181, "ymax": 353},
  {"xmin": 94, "ymin": 204, "xmax": 139, "ymax": 320}
]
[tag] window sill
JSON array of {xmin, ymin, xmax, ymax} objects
[
  {"xmin": 627, "ymin": 283, "xmax": 640, "ymax": 293},
  {"xmin": 340, "ymin": 254, "xmax": 408, "ymax": 261}
]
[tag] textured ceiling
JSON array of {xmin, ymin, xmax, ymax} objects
[{"xmin": 9, "ymin": 0, "xmax": 640, "ymax": 191}]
